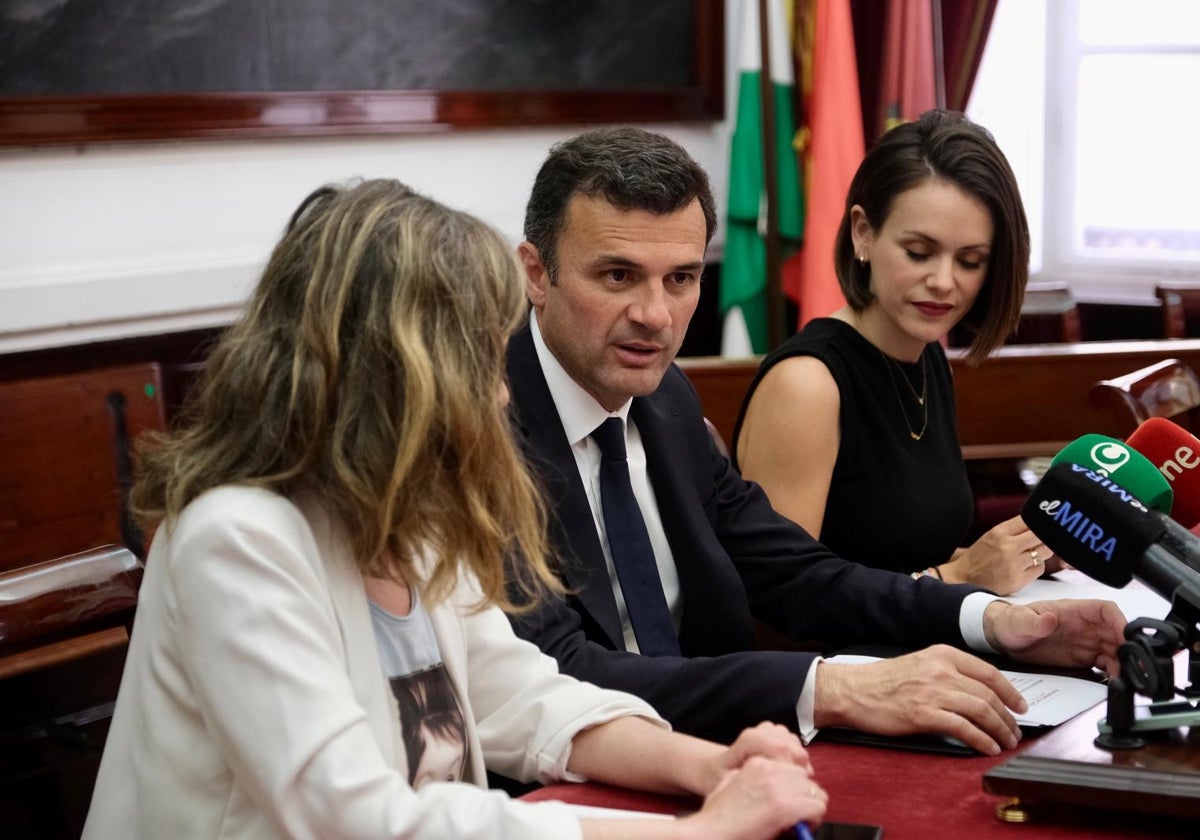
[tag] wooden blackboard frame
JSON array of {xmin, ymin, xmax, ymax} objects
[{"xmin": 0, "ymin": 1, "xmax": 724, "ymax": 147}]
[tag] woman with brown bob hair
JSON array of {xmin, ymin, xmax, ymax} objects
[
  {"xmin": 734, "ymin": 109, "xmax": 1049, "ymax": 596},
  {"xmin": 84, "ymin": 179, "xmax": 825, "ymax": 839}
]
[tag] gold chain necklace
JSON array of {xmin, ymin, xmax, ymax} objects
[{"xmin": 880, "ymin": 350, "xmax": 929, "ymax": 441}]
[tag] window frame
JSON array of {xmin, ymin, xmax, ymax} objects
[{"xmin": 1039, "ymin": 0, "xmax": 1200, "ymax": 301}]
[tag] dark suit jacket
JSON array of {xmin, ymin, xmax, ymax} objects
[{"xmin": 506, "ymin": 322, "xmax": 982, "ymax": 742}]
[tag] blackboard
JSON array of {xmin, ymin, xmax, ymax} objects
[{"xmin": 0, "ymin": 0, "xmax": 724, "ymax": 146}]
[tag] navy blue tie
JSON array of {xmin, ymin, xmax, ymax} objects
[{"xmin": 591, "ymin": 418, "xmax": 680, "ymax": 657}]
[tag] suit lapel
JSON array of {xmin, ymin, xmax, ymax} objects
[
  {"xmin": 632, "ymin": 383, "xmax": 700, "ymax": 548},
  {"xmin": 632, "ymin": 374, "xmax": 756, "ymax": 654},
  {"xmin": 507, "ymin": 325, "xmax": 626, "ymax": 650}
]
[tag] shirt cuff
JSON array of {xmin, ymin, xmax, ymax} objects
[
  {"xmin": 960, "ymin": 591, "xmax": 1005, "ymax": 654},
  {"xmin": 794, "ymin": 657, "xmax": 822, "ymax": 744}
]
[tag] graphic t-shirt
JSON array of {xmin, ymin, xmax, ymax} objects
[{"xmin": 368, "ymin": 591, "xmax": 467, "ymax": 788}]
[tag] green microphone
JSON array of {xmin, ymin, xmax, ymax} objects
[{"xmin": 1049, "ymin": 434, "xmax": 1174, "ymax": 513}]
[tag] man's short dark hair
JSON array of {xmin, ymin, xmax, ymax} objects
[{"xmin": 524, "ymin": 126, "xmax": 717, "ymax": 279}]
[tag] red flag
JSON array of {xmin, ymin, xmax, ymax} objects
[
  {"xmin": 783, "ymin": 0, "xmax": 863, "ymax": 329},
  {"xmin": 878, "ymin": 0, "xmax": 937, "ymax": 137}
]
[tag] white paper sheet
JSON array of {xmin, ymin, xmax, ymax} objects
[
  {"xmin": 1000, "ymin": 670, "xmax": 1108, "ymax": 726},
  {"xmin": 825, "ymin": 654, "xmax": 1107, "ymax": 727},
  {"xmin": 1007, "ymin": 569, "xmax": 1171, "ymax": 624}
]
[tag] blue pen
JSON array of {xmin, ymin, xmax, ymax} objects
[{"xmin": 793, "ymin": 821, "xmax": 815, "ymax": 840}]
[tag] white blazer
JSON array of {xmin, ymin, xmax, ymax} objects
[{"xmin": 83, "ymin": 485, "xmax": 665, "ymax": 839}]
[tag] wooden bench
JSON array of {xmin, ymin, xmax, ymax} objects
[
  {"xmin": 681, "ymin": 340, "xmax": 1200, "ymax": 540},
  {"xmin": 948, "ymin": 339, "xmax": 1200, "ymax": 457},
  {"xmin": 680, "ymin": 339, "xmax": 1200, "ymax": 461},
  {"xmin": 0, "ymin": 545, "xmax": 141, "ymax": 680}
]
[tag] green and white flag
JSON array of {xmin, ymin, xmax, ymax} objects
[{"xmin": 722, "ymin": 0, "xmax": 804, "ymax": 356}]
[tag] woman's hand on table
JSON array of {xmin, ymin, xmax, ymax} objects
[
  {"xmin": 682, "ymin": 754, "xmax": 826, "ymax": 840},
  {"xmin": 711, "ymin": 721, "xmax": 812, "ymax": 783},
  {"xmin": 940, "ymin": 515, "xmax": 1058, "ymax": 595}
]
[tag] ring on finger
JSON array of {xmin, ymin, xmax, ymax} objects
[{"xmin": 1026, "ymin": 548, "xmax": 1042, "ymax": 568}]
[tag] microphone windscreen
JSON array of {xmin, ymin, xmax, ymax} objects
[
  {"xmin": 1049, "ymin": 434, "xmax": 1173, "ymax": 513},
  {"xmin": 1126, "ymin": 417, "xmax": 1200, "ymax": 528},
  {"xmin": 1022, "ymin": 462, "xmax": 1166, "ymax": 587}
]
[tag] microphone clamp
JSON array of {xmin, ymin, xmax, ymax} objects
[
  {"xmin": 1096, "ymin": 589, "xmax": 1200, "ymax": 750},
  {"xmin": 1117, "ymin": 617, "xmax": 1183, "ymax": 702}
]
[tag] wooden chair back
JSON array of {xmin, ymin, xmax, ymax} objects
[
  {"xmin": 0, "ymin": 545, "xmax": 141, "ymax": 678},
  {"xmin": 1088, "ymin": 358, "xmax": 1200, "ymax": 437},
  {"xmin": 703, "ymin": 416, "xmax": 730, "ymax": 459},
  {"xmin": 1155, "ymin": 282, "xmax": 1200, "ymax": 338},
  {"xmin": 0, "ymin": 363, "xmax": 166, "ymax": 572},
  {"xmin": 1012, "ymin": 282, "xmax": 1083, "ymax": 344}
]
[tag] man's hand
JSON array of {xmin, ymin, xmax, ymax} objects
[
  {"xmin": 813, "ymin": 645, "xmax": 1026, "ymax": 755},
  {"xmin": 984, "ymin": 599, "xmax": 1126, "ymax": 677}
]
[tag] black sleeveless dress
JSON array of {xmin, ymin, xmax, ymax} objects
[{"xmin": 732, "ymin": 318, "xmax": 973, "ymax": 574}]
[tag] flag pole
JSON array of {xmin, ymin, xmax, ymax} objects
[
  {"xmin": 757, "ymin": 0, "xmax": 785, "ymax": 349},
  {"xmin": 931, "ymin": 0, "xmax": 947, "ymax": 108}
]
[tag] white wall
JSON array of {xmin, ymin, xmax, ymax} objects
[
  {"xmin": 0, "ymin": 126, "xmax": 732, "ymax": 353},
  {"xmin": 0, "ymin": 4, "xmax": 742, "ymax": 354}
]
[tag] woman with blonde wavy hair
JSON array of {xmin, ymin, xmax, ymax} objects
[{"xmin": 83, "ymin": 179, "xmax": 825, "ymax": 840}]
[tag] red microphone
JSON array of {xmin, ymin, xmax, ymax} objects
[{"xmin": 1126, "ymin": 417, "xmax": 1200, "ymax": 528}]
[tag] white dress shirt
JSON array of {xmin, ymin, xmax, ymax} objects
[{"xmin": 530, "ymin": 311, "xmax": 682, "ymax": 653}]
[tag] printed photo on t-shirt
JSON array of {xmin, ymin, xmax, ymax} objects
[{"xmin": 389, "ymin": 664, "xmax": 467, "ymax": 787}]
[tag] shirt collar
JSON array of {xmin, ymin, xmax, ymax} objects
[{"xmin": 529, "ymin": 308, "xmax": 631, "ymax": 447}]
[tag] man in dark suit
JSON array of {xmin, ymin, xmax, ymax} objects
[{"xmin": 506, "ymin": 126, "xmax": 1124, "ymax": 752}]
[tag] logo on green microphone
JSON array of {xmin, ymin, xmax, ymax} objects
[{"xmin": 1089, "ymin": 441, "xmax": 1130, "ymax": 476}]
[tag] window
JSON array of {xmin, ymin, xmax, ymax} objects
[{"xmin": 969, "ymin": 0, "xmax": 1200, "ymax": 302}]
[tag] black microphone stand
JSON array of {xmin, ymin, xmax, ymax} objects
[{"xmin": 1096, "ymin": 583, "xmax": 1200, "ymax": 749}]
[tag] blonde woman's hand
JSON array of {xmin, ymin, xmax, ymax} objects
[
  {"xmin": 693, "ymin": 721, "xmax": 811, "ymax": 796},
  {"xmin": 681, "ymin": 756, "xmax": 826, "ymax": 840}
]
